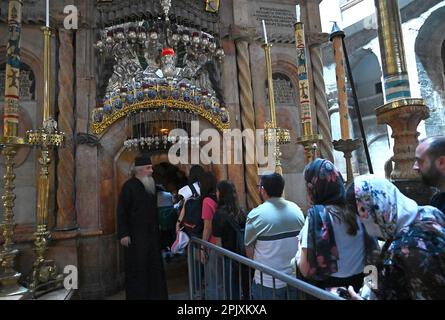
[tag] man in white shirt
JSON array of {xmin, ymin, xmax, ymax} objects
[{"xmin": 245, "ymin": 173, "xmax": 305, "ymax": 300}]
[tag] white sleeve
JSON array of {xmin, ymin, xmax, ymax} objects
[
  {"xmin": 299, "ymin": 217, "xmax": 309, "ymax": 249},
  {"xmin": 193, "ymin": 182, "xmax": 201, "ymax": 195},
  {"xmin": 178, "ymin": 185, "xmax": 192, "ymax": 201}
]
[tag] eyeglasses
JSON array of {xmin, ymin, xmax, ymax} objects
[{"xmin": 256, "ymin": 184, "xmax": 263, "ymax": 189}]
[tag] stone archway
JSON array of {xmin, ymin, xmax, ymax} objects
[
  {"xmin": 349, "ymin": 49, "xmax": 389, "ymax": 175},
  {"xmin": 99, "ymin": 113, "xmax": 227, "ymax": 239}
]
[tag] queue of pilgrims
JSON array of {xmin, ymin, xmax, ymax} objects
[{"xmin": 117, "ymin": 136, "xmax": 445, "ymax": 300}]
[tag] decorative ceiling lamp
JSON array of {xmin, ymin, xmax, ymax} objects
[{"xmin": 90, "ymin": 0, "xmax": 229, "ymax": 150}]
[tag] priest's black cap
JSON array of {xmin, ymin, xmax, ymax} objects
[{"xmin": 134, "ymin": 154, "xmax": 152, "ymax": 166}]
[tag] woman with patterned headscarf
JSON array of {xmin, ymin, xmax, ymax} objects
[
  {"xmin": 296, "ymin": 159, "xmax": 375, "ymax": 292},
  {"xmin": 346, "ymin": 175, "xmax": 445, "ymax": 300}
]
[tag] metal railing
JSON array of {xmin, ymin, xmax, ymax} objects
[{"xmin": 187, "ymin": 237, "xmax": 343, "ymax": 300}]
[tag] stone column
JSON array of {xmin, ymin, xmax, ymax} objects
[
  {"xmin": 233, "ymin": 27, "xmax": 261, "ymax": 210},
  {"xmin": 56, "ymin": 29, "xmax": 76, "ymax": 230},
  {"xmin": 304, "ymin": 0, "xmax": 333, "ymax": 162}
]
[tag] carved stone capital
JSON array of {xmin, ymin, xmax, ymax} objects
[
  {"xmin": 229, "ymin": 25, "xmax": 257, "ymax": 43},
  {"xmin": 307, "ymin": 32, "xmax": 330, "ymax": 46}
]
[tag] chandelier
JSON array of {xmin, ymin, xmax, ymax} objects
[{"xmin": 90, "ymin": 0, "xmax": 228, "ymax": 147}]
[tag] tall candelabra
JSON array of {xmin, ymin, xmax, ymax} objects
[
  {"xmin": 0, "ymin": 0, "xmax": 29, "ymax": 297},
  {"xmin": 25, "ymin": 26, "xmax": 65, "ymax": 297},
  {"xmin": 293, "ymin": 18, "xmax": 322, "ymax": 164},
  {"xmin": 330, "ymin": 22, "xmax": 361, "ymax": 184},
  {"xmin": 262, "ymin": 42, "xmax": 291, "ymax": 175}
]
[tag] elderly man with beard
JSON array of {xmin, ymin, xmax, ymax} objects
[
  {"xmin": 117, "ymin": 154, "xmax": 168, "ymax": 300},
  {"xmin": 413, "ymin": 136, "xmax": 445, "ymax": 213}
]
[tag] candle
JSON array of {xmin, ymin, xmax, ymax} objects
[
  {"xmin": 46, "ymin": 0, "xmax": 49, "ymax": 27},
  {"xmin": 331, "ymin": 27, "xmax": 350, "ymax": 140},
  {"xmin": 294, "ymin": 19, "xmax": 313, "ymax": 138},
  {"xmin": 296, "ymin": 5, "xmax": 300, "ymax": 22},
  {"xmin": 262, "ymin": 20, "xmax": 268, "ymax": 44}
]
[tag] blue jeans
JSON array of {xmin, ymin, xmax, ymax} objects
[{"xmin": 251, "ymin": 281, "xmax": 298, "ymax": 300}]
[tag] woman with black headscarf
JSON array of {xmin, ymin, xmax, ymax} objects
[{"xmin": 295, "ymin": 158, "xmax": 375, "ymax": 292}]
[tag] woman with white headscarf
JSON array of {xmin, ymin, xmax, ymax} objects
[{"xmin": 346, "ymin": 175, "xmax": 445, "ymax": 300}]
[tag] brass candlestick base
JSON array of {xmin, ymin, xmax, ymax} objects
[
  {"xmin": 27, "ymin": 225, "xmax": 63, "ymax": 297},
  {"xmin": 333, "ymin": 138, "xmax": 361, "ymax": 184},
  {"xmin": 0, "ymin": 138, "xmax": 30, "ymax": 297},
  {"xmin": 297, "ymin": 134, "xmax": 323, "ymax": 163},
  {"xmin": 375, "ymin": 98, "xmax": 428, "ymax": 180}
]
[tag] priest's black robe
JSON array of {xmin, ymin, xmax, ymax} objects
[{"xmin": 117, "ymin": 177, "xmax": 168, "ymax": 300}]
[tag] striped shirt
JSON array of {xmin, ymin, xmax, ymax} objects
[{"xmin": 245, "ymin": 197, "xmax": 305, "ymax": 288}]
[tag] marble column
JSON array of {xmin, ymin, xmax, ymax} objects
[
  {"xmin": 56, "ymin": 29, "xmax": 76, "ymax": 231},
  {"xmin": 233, "ymin": 27, "xmax": 261, "ymax": 210},
  {"xmin": 304, "ymin": 0, "xmax": 334, "ymax": 162}
]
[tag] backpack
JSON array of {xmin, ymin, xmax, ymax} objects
[
  {"xmin": 181, "ymin": 184, "xmax": 204, "ymax": 237},
  {"xmin": 226, "ymin": 215, "xmax": 246, "ymax": 256}
]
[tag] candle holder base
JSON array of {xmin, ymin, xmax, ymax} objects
[
  {"xmin": 375, "ymin": 98, "xmax": 428, "ymax": 180},
  {"xmin": 0, "ymin": 271, "xmax": 30, "ymax": 297},
  {"xmin": 25, "ymin": 224, "xmax": 64, "ymax": 298},
  {"xmin": 297, "ymin": 134, "xmax": 323, "ymax": 163},
  {"xmin": 333, "ymin": 138, "xmax": 361, "ymax": 184},
  {"xmin": 26, "ymin": 261, "xmax": 64, "ymax": 298}
]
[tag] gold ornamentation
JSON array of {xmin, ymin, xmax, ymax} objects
[
  {"xmin": 205, "ymin": 0, "xmax": 220, "ymax": 13},
  {"xmin": 0, "ymin": 146, "xmax": 29, "ymax": 297},
  {"xmin": 90, "ymin": 98, "xmax": 230, "ymax": 135}
]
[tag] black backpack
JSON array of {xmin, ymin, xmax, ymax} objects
[
  {"xmin": 181, "ymin": 184, "xmax": 204, "ymax": 237},
  {"xmin": 226, "ymin": 215, "xmax": 246, "ymax": 256}
]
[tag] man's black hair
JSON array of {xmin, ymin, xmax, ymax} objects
[
  {"xmin": 260, "ymin": 173, "xmax": 285, "ymax": 198},
  {"xmin": 425, "ymin": 136, "xmax": 445, "ymax": 161},
  {"xmin": 188, "ymin": 165, "xmax": 205, "ymax": 184}
]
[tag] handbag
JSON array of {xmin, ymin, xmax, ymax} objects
[{"xmin": 171, "ymin": 229, "xmax": 190, "ymax": 254}]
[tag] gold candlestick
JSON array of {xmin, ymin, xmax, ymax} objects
[
  {"xmin": 262, "ymin": 43, "xmax": 290, "ymax": 175},
  {"xmin": 294, "ymin": 20, "xmax": 322, "ymax": 163},
  {"xmin": 0, "ymin": 0, "xmax": 30, "ymax": 298},
  {"xmin": 26, "ymin": 26, "xmax": 65, "ymax": 297}
]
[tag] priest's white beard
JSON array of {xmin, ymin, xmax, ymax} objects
[{"xmin": 137, "ymin": 176, "xmax": 156, "ymax": 195}]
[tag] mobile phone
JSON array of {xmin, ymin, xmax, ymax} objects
[{"xmin": 336, "ymin": 287, "xmax": 351, "ymax": 299}]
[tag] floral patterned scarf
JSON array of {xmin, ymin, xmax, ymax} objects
[
  {"xmin": 353, "ymin": 175, "xmax": 445, "ymax": 299},
  {"xmin": 304, "ymin": 159, "xmax": 345, "ymax": 280},
  {"xmin": 353, "ymin": 175, "xmax": 418, "ymax": 240}
]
